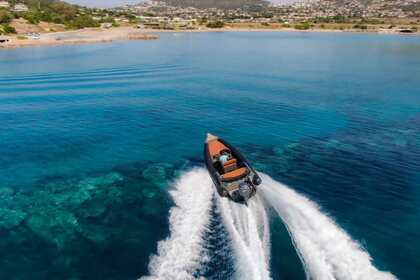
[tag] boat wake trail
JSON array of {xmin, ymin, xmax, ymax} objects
[
  {"xmin": 141, "ymin": 168, "xmax": 213, "ymax": 280},
  {"xmin": 143, "ymin": 169, "xmax": 395, "ymax": 280},
  {"xmin": 217, "ymin": 193, "xmax": 271, "ymax": 280},
  {"xmin": 258, "ymin": 173, "xmax": 396, "ymax": 280}
]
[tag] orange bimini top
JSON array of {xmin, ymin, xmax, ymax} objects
[{"xmin": 208, "ymin": 140, "xmax": 229, "ymax": 158}]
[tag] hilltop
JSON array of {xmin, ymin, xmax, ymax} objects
[{"xmin": 161, "ymin": 0, "xmax": 269, "ymax": 9}]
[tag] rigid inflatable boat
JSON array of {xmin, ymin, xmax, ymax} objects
[{"xmin": 204, "ymin": 133, "xmax": 262, "ymax": 203}]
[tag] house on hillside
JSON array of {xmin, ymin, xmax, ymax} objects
[
  {"xmin": 0, "ymin": 1, "xmax": 9, "ymax": 8},
  {"xmin": 13, "ymin": 3, "xmax": 29, "ymax": 12}
]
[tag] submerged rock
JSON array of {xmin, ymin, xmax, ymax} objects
[
  {"xmin": 78, "ymin": 172, "xmax": 123, "ymax": 188},
  {"xmin": 0, "ymin": 187, "xmax": 15, "ymax": 197},
  {"xmin": 324, "ymin": 139, "xmax": 341, "ymax": 150},
  {"xmin": 142, "ymin": 163, "xmax": 172, "ymax": 189},
  {"xmin": 51, "ymin": 187, "xmax": 92, "ymax": 208},
  {"xmin": 26, "ymin": 208, "xmax": 80, "ymax": 249},
  {"xmin": 0, "ymin": 208, "xmax": 27, "ymax": 230},
  {"xmin": 142, "ymin": 188, "xmax": 156, "ymax": 199},
  {"xmin": 79, "ymin": 197, "xmax": 107, "ymax": 218},
  {"xmin": 0, "ymin": 163, "xmax": 171, "ymax": 279},
  {"xmin": 80, "ymin": 223, "xmax": 112, "ymax": 244},
  {"xmin": 272, "ymin": 146, "xmax": 285, "ymax": 156},
  {"xmin": 286, "ymin": 142, "xmax": 300, "ymax": 150},
  {"xmin": 46, "ymin": 172, "xmax": 124, "ymax": 209}
]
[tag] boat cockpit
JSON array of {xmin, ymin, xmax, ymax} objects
[{"xmin": 208, "ymin": 140, "xmax": 249, "ymax": 182}]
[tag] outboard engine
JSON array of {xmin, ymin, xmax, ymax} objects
[
  {"xmin": 252, "ymin": 175, "xmax": 262, "ymax": 186},
  {"xmin": 239, "ymin": 182, "xmax": 253, "ymax": 201}
]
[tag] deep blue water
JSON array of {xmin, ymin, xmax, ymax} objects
[{"xmin": 0, "ymin": 32, "xmax": 419, "ymax": 279}]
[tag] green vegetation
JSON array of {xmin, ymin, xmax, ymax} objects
[
  {"xmin": 23, "ymin": 11, "xmax": 41, "ymax": 24},
  {"xmin": 19, "ymin": 0, "xmax": 78, "ymax": 24},
  {"xmin": 313, "ymin": 15, "xmax": 347, "ymax": 24},
  {"xmin": 17, "ymin": 35, "xmax": 28, "ymax": 39},
  {"xmin": 1, "ymin": 0, "xmax": 102, "ymax": 30},
  {"xmin": 0, "ymin": 24, "xmax": 16, "ymax": 34},
  {"xmin": 65, "ymin": 15, "xmax": 99, "ymax": 29},
  {"xmin": 206, "ymin": 20, "xmax": 224, "ymax": 28},
  {"xmin": 98, "ymin": 16, "xmax": 120, "ymax": 27},
  {"xmin": 22, "ymin": 1, "xmax": 99, "ymax": 29},
  {"xmin": 353, "ymin": 23, "xmax": 368, "ymax": 30},
  {"xmin": 0, "ymin": 9, "xmax": 12, "ymax": 24},
  {"xmin": 294, "ymin": 22, "xmax": 310, "ymax": 30}
]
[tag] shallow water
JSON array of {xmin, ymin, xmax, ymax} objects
[{"xmin": 0, "ymin": 32, "xmax": 419, "ymax": 279}]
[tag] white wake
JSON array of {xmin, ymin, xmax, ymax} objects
[
  {"xmin": 141, "ymin": 168, "xmax": 213, "ymax": 280},
  {"xmin": 259, "ymin": 173, "xmax": 396, "ymax": 280},
  {"xmin": 141, "ymin": 168, "xmax": 396, "ymax": 280},
  {"xmin": 217, "ymin": 193, "xmax": 271, "ymax": 280}
]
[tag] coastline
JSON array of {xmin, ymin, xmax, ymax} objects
[
  {"xmin": 1, "ymin": 25, "xmax": 418, "ymax": 49},
  {"xmin": 0, "ymin": 27, "xmax": 159, "ymax": 49}
]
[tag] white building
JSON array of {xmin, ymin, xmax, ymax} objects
[
  {"xmin": 0, "ymin": 1, "xmax": 10, "ymax": 8},
  {"xmin": 14, "ymin": 3, "xmax": 29, "ymax": 12}
]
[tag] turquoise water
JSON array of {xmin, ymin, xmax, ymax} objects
[{"xmin": 0, "ymin": 32, "xmax": 419, "ymax": 279}]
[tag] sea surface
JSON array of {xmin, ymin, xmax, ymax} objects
[{"xmin": 0, "ymin": 32, "xmax": 419, "ymax": 280}]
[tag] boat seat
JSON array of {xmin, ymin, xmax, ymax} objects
[
  {"xmin": 224, "ymin": 158, "xmax": 237, "ymax": 166},
  {"xmin": 223, "ymin": 158, "xmax": 237, "ymax": 173},
  {"xmin": 221, "ymin": 167, "xmax": 249, "ymax": 182}
]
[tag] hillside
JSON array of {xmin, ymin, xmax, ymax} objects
[
  {"xmin": 294, "ymin": 0, "xmax": 420, "ymax": 18},
  {"xmin": 313, "ymin": 0, "xmax": 420, "ymax": 9},
  {"xmin": 162, "ymin": 0, "xmax": 269, "ymax": 9},
  {"xmin": 0, "ymin": 0, "xmax": 101, "ymax": 35}
]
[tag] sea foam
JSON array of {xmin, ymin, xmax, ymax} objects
[
  {"xmin": 142, "ymin": 169, "xmax": 396, "ymax": 280},
  {"xmin": 259, "ymin": 173, "xmax": 396, "ymax": 280},
  {"xmin": 141, "ymin": 168, "xmax": 213, "ymax": 280},
  {"xmin": 217, "ymin": 193, "xmax": 271, "ymax": 280}
]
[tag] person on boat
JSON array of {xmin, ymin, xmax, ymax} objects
[{"xmin": 219, "ymin": 151, "xmax": 230, "ymax": 165}]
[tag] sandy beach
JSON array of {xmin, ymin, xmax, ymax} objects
[
  {"xmin": 0, "ymin": 27, "xmax": 159, "ymax": 49},
  {"xmin": 1, "ymin": 25, "xmax": 418, "ymax": 49}
]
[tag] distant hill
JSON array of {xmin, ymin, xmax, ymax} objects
[
  {"xmin": 159, "ymin": 0, "xmax": 419, "ymax": 11},
  {"xmin": 161, "ymin": 0, "xmax": 269, "ymax": 9},
  {"xmin": 309, "ymin": 0, "xmax": 418, "ymax": 7},
  {"xmin": 296, "ymin": 0, "xmax": 420, "ymax": 18}
]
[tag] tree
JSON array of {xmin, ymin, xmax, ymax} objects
[
  {"xmin": 0, "ymin": 9, "xmax": 12, "ymax": 24},
  {"xmin": 66, "ymin": 15, "xmax": 99, "ymax": 29},
  {"xmin": 206, "ymin": 21, "xmax": 224, "ymax": 28},
  {"xmin": 49, "ymin": 2, "xmax": 78, "ymax": 21},
  {"xmin": 2, "ymin": 24, "xmax": 17, "ymax": 34},
  {"xmin": 23, "ymin": 11, "xmax": 41, "ymax": 24},
  {"xmin": 294, "ymin": 22, "xmax": 310, "ymax": 30},
  {"xmin": 353, "ymin": 24, "xmax": 367, "ymax": 30}
]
